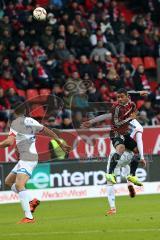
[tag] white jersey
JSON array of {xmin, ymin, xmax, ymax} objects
[{"xmin": 9, "ymin": 116, "xmax": 44, "ymax": 161}]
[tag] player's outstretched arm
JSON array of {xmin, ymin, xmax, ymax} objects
[
  {"xmin": 42, "ymin": 126, "xmax": 72, "ymax": 153},
  {"xmin": 128, "ymin": 90, "xmax": 149, "ymax": 96},
  {"xmin": 0, "ymin": 135, "xmax": 15, "ymax": 148},
  {"xmin": 81, "ymin": 113, "xmax": 111, "ymax": 128}
]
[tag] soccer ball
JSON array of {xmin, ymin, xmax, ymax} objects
[{"xmin": 33, "ymin": 7, "xmax": 47, "ymax": 21}]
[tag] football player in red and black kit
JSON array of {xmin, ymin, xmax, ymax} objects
[
  {"xmin": 107, "ymin": 88, "xmax": 146, "ymax": 184},
  {"xmin": 82, "ymin": 88, "xmax": 148, "ymax": 215}
]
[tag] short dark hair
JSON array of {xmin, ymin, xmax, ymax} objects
[
  {"xmin": 117, "ymin": 88, "xmax": 128, "ymax": 96},
  {"xmin": 12, "ymin": 102, "xmax": 26, "ymax": 115}
]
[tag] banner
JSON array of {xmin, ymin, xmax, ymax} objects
[
  {"xmin": 0, "ymin": 155, "xmax": 159, "ymax": 191},
  {"xmin": 26, "ymin": 163, "xmax": 50, "ymax": 189},
  {"xmin": 0, "ymin": 182, "xmax": 160, "ymax": 204},
  {"xmin": 0, "ymin": 127, "xmax": 159, "ymax": 162}
]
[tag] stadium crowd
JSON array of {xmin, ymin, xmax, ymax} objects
[{"xmin": 0, "ymin": 0, "xmax": 160, "ymax": 131}]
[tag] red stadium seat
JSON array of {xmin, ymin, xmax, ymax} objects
[
  {"xmin": 136, "ymin": 100, "xmax": 145, "ymax": 109},
  {"xmin": 39, "ymin": 89, "xmax": 51, "ymax": 102},
  {"xmin": 144, "ymin": 57, "xmax": 157, "ymax": 69},
  {"xmin": 131, "ymin": 57, "xmax": 144, "ymax": 69},
  {"xmin": 149, "ymin": 81, "xmax": 158, "ymax": 92},
  {"xmin": 17, "ymin": 89, "xmax": 26, "ymax": 98},
  {"xmin": 30, "ymin": 104, "xmax": 45, "ymax": 118},
  {"xmin": 26, "ymin": 89, "xmax": 40, "ymax": 102}
]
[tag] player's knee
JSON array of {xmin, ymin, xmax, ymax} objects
[
  {"xmin": 133, "ymin": 147, "xmax": 138, "ymax": 154},
  {"xmin": 116, "ymin": 144, "xmax": 125, "ymax": 155},
  {"xmin": 135, "ymin": 126, "xmax": 143, "ymax": 134},
  {"xmin": 5, "ymin": 177, "xmax": 13, "ymax": 187},
  {"xmin": 15, "ymin": 183, "xmax": 25, "ymax": 192},
  {"xmin": 5, "ymin": 178, "xmax": 10, "ymax": 187}
]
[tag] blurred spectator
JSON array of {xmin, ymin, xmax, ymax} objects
[
  {"xmin": 76, "ymin": 28, "xmax": 92, "ymax": 57},
  {"xmin": 0, "ymin": 87, "xmax": 10, "ymax": 121},
  {"xmin": 152, "ymin": 112, "xmax": 160, "ymax": 125},
  {"xmin": 61, "ymin": 116, "xmax": 73, "ymax": 129},
  {"xmin": 90, "ymin": 40, "xmax": 107, "ymax": 62},
  {"xmin": 78, "ymin": 55, "xmax": 92, "ymax": 78},
  {"xmin": 0, "ymin": 41, "xmax": 6, "ymax": 63},
  {"xmin": 72, "ymin": 11, "xmax": 89, "ymax": 34},
  {"xmin": 88, "ymin": 84, "xmax": 102, "ymax": 102},
  {"xmin": 116, "ymin": 54, "xmax": 134, "ymax": 77},
  {"xmin": 41, "ymin": 26, "xmax": 55, "ymax": 49},
  {"xmin": 90, "ymin": 28, "xmax": 107, "ymax": 46},
  {"xmin": 63, "ymin": 54, "xmax": 78, "ymax": 77},
  {"xmin": 32, "ymin": 61, "xmax": 49, "ymax": 88},
  {"xmin": 0, "ymin": 57, "xmax": 13, "ymax": 75},
  {"xmin": 128, "ymin": 29, "xmax": 143, "ymax": 57},
  {"xmin": 133, "ymin": 64, "xmax": 150, "ymax": 91},
  {"xmin": 6, "ymin": 88, "xmax": 25, "ymax": 108},
  {"xmin": 55, "ymin": 39, "xmax": 70, "ymax": 62},
  {"xmin": 13, "ymin": 57, "xmax": 29, "ymax": 89},
  {"xmin": 102, "ymin": 51, "xmax": 115, "ymax": 75},
  {"xmin": 72, "ymin": 111, "xmax": 83, "ymax": 128},
  {"xmin": 107, "ymin": 67, "xmax": 122, "ymax": 91},
  {"xmin": 138, "ymin": 110, "xmax": 150, "ymax": 126},
  {"xmin": 121, "ymin": 69, "xmax": 134, "ymax": 90},
  {"xmin": 139, "ymin": 100, "xmax": 155, "ymax": 125},
  {"xmin": 66, "ymin": 25, "xmax": 78, "ymax": 52},
  {"xmin": 0, "ymin": 71, "xmax": 17, "ymax": 92},
  {"xmin": 89, "ymin": 54, "xmax": 102, "ymax": 78}
]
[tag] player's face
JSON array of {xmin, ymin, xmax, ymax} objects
[{"xmin": 117, "ymin": 93, "xmax": 129, "ymax": 105}]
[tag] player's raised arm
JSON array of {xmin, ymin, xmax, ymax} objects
[
  {"xmin": 81, "ymin": 113, "xmax": 112, "ymax": 128},
  {"xmin": 0, "ymin": 135, "xmax": 15, "ymax": 148},
  {"xmin": 41, "ymin": 126, "xmax": 72, "ymax": 153},
  {"xmin": 128, "ymin": 90, "xmax": 149, "ymax": 96}
]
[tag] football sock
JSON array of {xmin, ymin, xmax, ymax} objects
[
  {"xmin": 107, "ymin": 184, "xmax": 115, "ymax": 209},
  {"xmin": 136, "ymin": 132, "xmax": 144, "ymax": 160},
  {"xmin": 19, "ymin": 190, "xmax": 33, "ymax": 219},
  {"xmin": 11, "ymin": 184, "xmax": 33, "ymax": 202},
  {"xmin": 108, "ymin": 153, "xmax": 121, "ymax": 174},
  {"xmin": 11, "ymin": 183, "xmax": 18, "ymax": 193},
  {"xmin": 130, "ymin": 157, "xmax": 139, "ymax": 176}
]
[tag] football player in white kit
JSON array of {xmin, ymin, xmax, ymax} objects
[{"xmin": 0, "ymin": 102, "xmax": 71, "ymax": 224}]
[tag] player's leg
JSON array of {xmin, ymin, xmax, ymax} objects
[
  {"xmin": 106, "ymin": 137, "xmax": 126, "ymax": 183},
  {"xmin": 106, "ymin": 181, "xmax": 116, "ymax": 215},
  {"xmin": 5, "ymin": 172, "xmax": 17, "ymax": 191},
  {"xmin": 124, "ymin": 135, "xmax": 143, "ymax": 186},
  {"xmin": 121, "ymin": 165, "xmax": 136, "ymax": 198},
  {"xmin": 15, "ymin": 173, "xmax": 35, "ymax": 223},
  {"xmin": 15, "ymin": 160, "xmax": 39, "ymax": 223},
  {"xmin": 129, "ymin": 119, "xmax": 145, "ymax": 164}
]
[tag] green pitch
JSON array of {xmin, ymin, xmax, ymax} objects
[{"xmin": 0, "ymin": 194, "xmax": 160, "ymax": 240}]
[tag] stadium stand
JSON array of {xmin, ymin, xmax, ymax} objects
[{"xmin": 0, "ymin": 0, "xmax": 160, "ymax": 131}]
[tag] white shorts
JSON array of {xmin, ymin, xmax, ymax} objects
[
  {"xmin": 129, "ymin": 119, "xmax": 143, "ymax": 139},
  {"xmin": 11, "ymin": 160, "xmax": 38, "ymax": 177}
]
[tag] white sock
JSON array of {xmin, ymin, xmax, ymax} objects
[
  {"xmin": 107, "ymin": 184, "xmax": 116, "ymax": 209},
  {"xmin": 136, "ymin": 132, "xmax": 144, "ymax": 159},
  {"xmin": 11, "ymin": 184, "xmax": 33, "ymax": 202},
  {"xmin": 19, "ymin": 190, "xmax": 33, "ymax": 219},
  {"xmin": 11, "ymin": 183, "xmax": 18, "ymax": 193}
]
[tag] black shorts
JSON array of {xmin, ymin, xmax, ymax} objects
[{"xmin": 111, "ymin": 134, "xmax": 137, "ymax": 151}]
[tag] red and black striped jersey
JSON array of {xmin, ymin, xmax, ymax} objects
[{"xmin": 110, "ymin": 100, "xmax": 136, "ymax": 137}]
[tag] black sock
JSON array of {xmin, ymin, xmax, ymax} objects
[
  {"xmin": 108, "ymin": 153, "xmax": 121, "ymax": 174},
  {"xmin": 130, "ymin": 158, "xmax": 139, "ymax": 176}
]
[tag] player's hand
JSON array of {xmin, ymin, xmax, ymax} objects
[
  {"xmin": 139, "ymin": 91, "xmax": 149, "ymax": 96},
  {"xmin": 140, "ymin": 159, "xmax": 147, "ymax": 168},
  {"xmin": 130, "ymin": 112, "xmax": 137, "ymax": 120},
  {"xmin": 59, "ymin": 143, "xmax": 72, "ymax": 153},
  {"xmin": 80, "ymin": 121, "xmax": 91, "ymax": 128}
]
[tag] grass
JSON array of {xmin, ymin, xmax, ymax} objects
[{"xmin": 0, "ymin": 194, "xmax": 159, "ymax": 240}]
